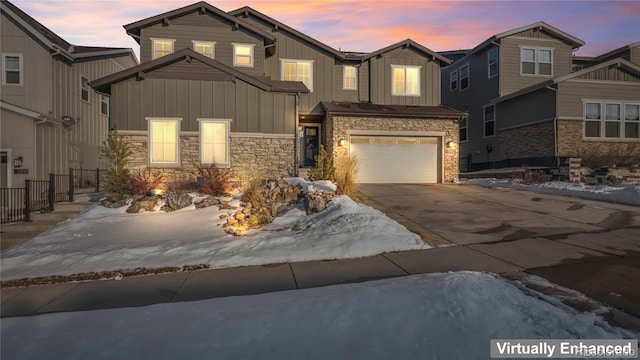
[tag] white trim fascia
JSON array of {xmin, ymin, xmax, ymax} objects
[
  {"xmin": 230, "ymin": 132, "xmax": 295, "ymax": 139},
  {"xmin": 346, "ymin": 129, "xmax": 446, "ymax": 137},
  {"xmin": 565, "ymin": 79, "xmax": 640, "ymax": 86},
  {"xmin": 0, "ymin": 100, "xmax": 41, "ymax": 119}
]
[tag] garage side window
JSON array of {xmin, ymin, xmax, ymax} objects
[
  {"xmin": 148, "ymin": 118, "xmax": 180, "ymax": 165},
  {"xmin": 484, "ymin": 105, "xmax": 495, "ymax": 137},
  {"xmin": 199, "ymin": 119, "xmax": 230, "ymax": 166}
]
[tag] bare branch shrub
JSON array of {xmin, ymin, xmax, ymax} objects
[
  {"xmin": 194, "ymin": 163, "xmax": 233, "ymax": 196},
  {"xmin": 335, "ymin": 153, "xmax": 359, "ymax": 199}
]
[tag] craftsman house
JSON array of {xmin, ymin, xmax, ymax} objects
[
  {"xmin": 441, "ymin": 22, "xmax": 640, "ymax": 172},
  {"xmin": 0, "ymin": 0, "xmax": 137, "ymax": 188},
  {"xmin": 91, "ymin": 1, "xmax": 466, "ymax": 184}
]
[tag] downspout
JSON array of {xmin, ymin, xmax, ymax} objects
[
  {"xmin": 294, "ymin": 92, "xmax": 300, "ymax": 177},
  {"xmin": 356, "ymin": 57, "xmax": 365, "ymax": 103},
  {"xmin": 546, "ymin": 85, "xmax": 559, "ymax": 163}
]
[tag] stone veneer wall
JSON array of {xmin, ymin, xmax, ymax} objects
[
  {"xmin": 325, "ymin": 116, "xmax": 459, "ymax": 182},
  {"xmin": 557, "ymin": 119, "xmax": 640, "ymax": 161},
  {"xmin": 498, "ymin": 121, "xmax": 555, "ymax": 160},
  {"xmin": 120, "ymin": 132, "xmax": 294, "ymax": 186}
]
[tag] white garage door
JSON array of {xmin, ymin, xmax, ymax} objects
[{"xmin": 350, "ymin": 136, "xmax": 439, "ymax": 183}]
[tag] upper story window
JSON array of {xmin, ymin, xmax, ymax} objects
[
  {"xmin": 391, "ymin": 65, "xmax": 420, "ymax": 96},
  {"xmin": 281, "ymin": 59, "xmax": 313, "ymax": 91},
  {"xmin": 450, "ymin": 71, "xmax": 458, "ymax": 91},
  {"xmin": 148, "ymin": 118, "xmax": 180, "ymax": 165},
  {"xmin": 521, "ymin": 47, "xmax": 553, "ymax": 76},
  {"xmin": 484, "ymin": 104, "xmax": 495, "ymax": 137},
  {"xmin": 81, "ymin": 76, "xmax": 89, "ymax": 102},
  {"xmin": 233, "ymin": 43, "xmax": 254, "ymax": 67},
  {"xmin": 152, "ymin": 39, "xmax": 174, "ymax": 60},
  {"xmin": 584, "ymin": 101, "xmax": 640, "ymax": 140},
  {"xmin": 343, "ymin": 65, "xmax": 357, "ymax": 90},
  {"xmin": 488, "ymin": 49, "xmax": 498, "ymax": 78},
  {"xmin": 2, "ymin": 53, "xmax": 23, "ymax": 85},
  {"xmin": 459, "ymin": 64, "xmax": 469, "ymax": 90},
  {"xmin": 192, "ymin": 41, "xmax": 215, "ymax": 59},
  {"xmin": 100, "ymin": 94, "xmax": 109, "ymax": 116},
  {"xmin": 199, "ymin": 119, "xmax": 230, "ymax": 166}
]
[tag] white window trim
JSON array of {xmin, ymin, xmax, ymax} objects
[
  {"xmin": 459, "ymin": 63, "xmax": 470, "ymax": 91},
  {"xmin": 81, "ymin": 75, "xmax": 90, "ymax": 103},
  {"xmin": 343, "ymin": 65, "xmax": 357, "ymax": 90},
  {"xmin": 192, "ymin": 40, "xmax": 216, "ymax": 59},
  {"xmin": 2, "ymin": 53, "xmax": 23, "ymax": 86},
  {"xmin": 280, "ymin": 59, "xmax": 314, "ymax": 92},
  {"xmin": 100, "ymin": 94, "xmax": 109, "ymax": 116},
  {"xmin": 520, "ymin": 46, "xmax": 554, "ymax": 77},
  {"xmin": 483, "ymin": 104, "xmax": 496, "ymax": 138},
  {"xmin": 198, "ymin": 118, "xmax": 231, "ymax": 166},
  {"xmin": 147, "ymin": 117, "xmax": 182, "ymax": 166},
  {"xmin": 391, "ymin": 64, "xmax": 421, "ymax": 97},
  {"xmin": 151, "ymin": 38, "xmax": 175, "ymax": 60},
  {"xmin": 583, "ymin": 100, "xmax": 640, "ymax": 141},
  {"xmin": 233, "ymin": 43, "xmax": 255, "ymax": 67},
  {"xmin": 450, "ymin": 70, "xmax": 458, "ymax": 91},
  {"xmin": 488, "ymin": 49, "xmax": 498, "ymax": 79}
]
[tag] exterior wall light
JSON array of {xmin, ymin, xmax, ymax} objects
[
  {"xmin": 446, "ymin": 141, "xmax": 456, "ymax": 149},
  {"xmin": 13, "ymin": 156, "xmax": 23, "ymax": 168},
  {"xmin": 339, "ymin": 138, "xmax": 345, "ymax": 146}
]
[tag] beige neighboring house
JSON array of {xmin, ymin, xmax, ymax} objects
[
  {"xmin": 441, "ymin": 22, "xmax": 640, "ymax": 171},
  {"xmin": 0, "ymin": 0, "xmax": 137, "ymax": 188}
]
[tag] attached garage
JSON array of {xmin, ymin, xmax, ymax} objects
[{"xmin": 350, "ymin": 135, "xmax": 440, "ymax": 183}]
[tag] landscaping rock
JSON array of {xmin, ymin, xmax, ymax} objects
[
  {"xmin": 127, "ymin": 197, "xmax": 162, "ymax": 213},
  {"xmin": 194, "ymin": 197, "xmax": 220, "ymax": 209},
  {"xmin": 304, "ymin": 191, "xmax": 336, "ymax": 215},
  {"xmin": 101, "ymin": 195, "xmax": 132, "ymax": 208},
  {"xmin": 163, "ymin": 192, "xmax": 193, "ymax": 212}
]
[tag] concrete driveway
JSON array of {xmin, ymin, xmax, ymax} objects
[{"xmin": 359, "ymin": 183, "xmax": 640, "ymax": 319}]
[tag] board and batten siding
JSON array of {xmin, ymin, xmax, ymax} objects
[
  {"xmin": 331, "ymin": 61, "xmax": 366, "ymax": 103},
  {"xmin": 111, "ymin": 77, "xmax": 295, "ymax": 135},
  {"xmin": 557, "ymin": 80, "xmax": 640, "ymax": 119},
  {"xmin": 498, "ymin": 88, "xmax": 556, "ymax": 130},
  {"xmin": 499, "ymin": 36, "xmax": 573, "ymax": 96}
]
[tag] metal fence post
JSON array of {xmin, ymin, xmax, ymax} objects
[
  {"xmin": 95, "ymin": 168, "xmax": 100, "ymax": 193},
  {"xmin": 25, "ymin": 179, "xmax": 31, "ymax": 222},
  {"xmin": 69, "ymin": 168, "xmax": 74, "ymax": 202},
  {"xmin": 48, "ymin": 173, "xmax": 55, "ymax": 211}
]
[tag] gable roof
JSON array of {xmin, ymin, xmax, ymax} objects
[
  {"xmin": 593, "ymin": 42, "xmax": 640, "ymax": 62},
  {"xmin": 90, "ymin": 48, "xmax": 309, "ymax": 94},
  {"xmin": 363, "ymin": 39, "xmax": 451, "ymax": 65},
  {"xmin": 1, "ymin": 0, "xmax": 136, "ymax": 62},
  {"xmin": 494, "ymin": 58, "xmax": 640, "ymax": 103},
  {"xmin": 322, "ymin": 101, "xmax": 466, "ymax": 119},
  {"xmin": 124, "ymin": 1, "xmax": 275, "ymax": 46},
  {"xmin": 229, "ymin": 6, "xmax": 346, "ymax": 60}
]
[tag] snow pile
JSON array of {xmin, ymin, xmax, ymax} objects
[
  {"xmin": 463, "ymin": 178, "xmax": 640, "ymax": 206},
  {"xmin": 2, "ymin": 272, "xmax": 634, "ymax": 359},
  {"xmin": 285, "ymin": 177, "xmax": 337, "ymax": 192},
  {"xmin": 0, "ymin": 195, "xmax": 426, "ymax": 281}
]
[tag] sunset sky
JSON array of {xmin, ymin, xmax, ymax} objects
[{"xmin": 9, "ymin": 0, "xmax": 640, "ymax": 60}]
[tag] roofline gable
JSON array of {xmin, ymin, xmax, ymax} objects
[
  {"xmin": 362, "ymin": 39, "xmax": 451, "ymax": 65},
  {"xmin": 124, "ymin": 1, "xmax": 275, "ymax": 45},
  {"xmin": 594, "ymin": 42, "xmax": 640, "ymax": 62},
  {"xmin": 90, "ymin": 48, "xmax": 308, "ymax": 94}
]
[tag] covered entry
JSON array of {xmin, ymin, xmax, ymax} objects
[{"xmin": 350, "ymin": 135, "xmax": 439, "ymax": 183}]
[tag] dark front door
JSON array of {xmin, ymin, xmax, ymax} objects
[{"xmin": 303, "ymin": 126, "xmax": 319, "ymax": 167}]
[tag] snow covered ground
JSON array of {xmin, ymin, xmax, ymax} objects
[
  {"xmin": 1, "ymin": 179, "xmax": 427, "ymax": 281},
  {"xmin": 2, "ymin": 272, "xmax": 635, "ymax": 360},
  {"xmin": 461, "ymin": 178, "xmax": 640, "ymax": 206}
]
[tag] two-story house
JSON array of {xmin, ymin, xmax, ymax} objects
[
  {"xmin": 0, "ymin": 0, "xmax": 137, "ymax": 188},
  {"xmin": 441, "ymin": 22, "xmax": 640, "ymax": 172},
  {"xmin": 91, "ymin": 1, "xmax": 466, "ymax": 185}
]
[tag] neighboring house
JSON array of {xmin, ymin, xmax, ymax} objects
[
  {"xmin": 91, "ymin": 1, "xmax": 465, "ymax": 185},
  {"xmin": 441, "ymin": 22, "xmax": 640, "ymax": 172},
  {"xmin": 0, "ymin": 0, "xmax": 137, "ymax": 188}
]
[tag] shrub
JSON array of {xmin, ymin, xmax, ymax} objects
[
  {"xmin": 126, "ymin": 169, "xmax": 166, "ymax": 196},
  {"xmin": 335, "ymin": 153, "xmax": 359, "ymax": 199},
  {"xmin": 579, "ymin": 144, "xmax": 640, "ymax": 168},
  {"xmin": 194, "ymin": 163, "xmax": 233, "ymax": 196},
  {"xmin": 100, "ymin": 131, "xmax": 132, "ymax": 197},
  {"xmin": 307, "ymin": 145, "xmax": 336, "ymax": 181},
  {"xmin": 510, "ymin": 166, "xmax": 550, "ymax": 185},
  {"xmin": 241, "ymin": 170, "xmax": 266, "ymax": 209}
]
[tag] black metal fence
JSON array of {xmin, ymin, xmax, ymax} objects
[{"xmin": 0, "ymin": 168, "xmax": 104, "ymax": 224}]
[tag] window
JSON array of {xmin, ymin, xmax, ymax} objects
[
  {"xmin": 233, "ymin": 43, "xmax": 254, "ymax": 67},
  {"xmin": 521, "ymin": 47, "xmax": 553, "ymax": 76},
  {"xmin": 281, "ymin": 59, "xmax": 313, "ymax": 91},
  {"xmin": 192, "ymin": 41, "xmax": 215, "ymax": 59},
  {"xmin": 343, "ymin": 65, "xmax": 357, "ymax": 90},
  {"xmin": 391, "ymin": 65, "xmax": 420, "ymax": 96},
  {"xmin": 488, "ymin": 49, "xmax": 498, "ymax": 78},
  {"xmin": 100, "ymin": 94, "xmax": 109, "ymax": 116},
  {"xmin": 450, "ymin": 71, "xmax": 458, "ymax": 91},
  {"xmin": 459, "ymin": 116, "xmax": 468, "ymax": 142},
  {"xmin": 584, "ymin": 101, "xmax": 640, "ymax": 140},
  {"xmin": 459, "ymin": 64, "xmax": 469, "ymax": 90},
  {"xmin": 152, "ymin": 39, "xmax": 174, "ymax": 60},
  {"xmin": 484, "ymin": 105, "xmax": 495, "ymax": 137},
  {"xmin": 199, "ymin": 119, "xmax": 230, "ymax": 165},
  {"xmin": 149, "ymin": 118, "xmax": 180, "ymax": 164},
  {"xmin": 81, "ymin": 76, "xmax": 89, "ymax": 102},
  {"xmin": 2, "ymin": 53, "xmax": 22, "ymax": 85}
]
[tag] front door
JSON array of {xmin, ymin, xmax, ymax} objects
[{"xmin": 303, "ymin": 126, "xmax": 319, "ymax": 167}]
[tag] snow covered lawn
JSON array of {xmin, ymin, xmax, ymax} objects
[
  {"xmin": 2, "ymin": 272, "xmax": 635, "ymax": 360},
  {"xmin": 1, "ymin": 180, "xmax": 427, "ymax": 281}
]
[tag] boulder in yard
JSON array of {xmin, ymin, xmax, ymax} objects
[
  {"xmin": 163, "ymin": 192, "xmax": 193, "ymax": 212},
  {"xmin": 303, "ymin": 191, "xmax": 336, "ymax": 215},
  {"xmin": 127, "ymin": 197, "xmax": 162, "ymax": 213},
  {"xmin": 194, "ymin": 196, "xmax": 220, "ymax": 209}
]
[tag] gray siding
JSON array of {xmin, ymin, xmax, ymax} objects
[
  {"xmin": 575, "ymin": 66, "xmax": 640, "ymax": 82},
  {"xmin": 111, "ymin": 77, "xmax": 295, "ymax": 134},
  {"xmin": 498, "ymin": 88, "xmax": 556, "ymax": 130},
  {"xmin": 557, "ymin": 80, "xmax": 640, "ymax": 119},
  {"xmin": 631, "ymin": 46, "xmax": 640, "ymax": 65},
  {"xmin": 332, "ymin": 61, "xmax": 362, "ymax": 103}
]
